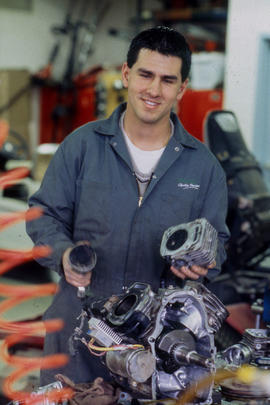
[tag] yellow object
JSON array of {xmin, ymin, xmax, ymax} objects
[
  {"xmin": 237, "ymin": 364, "xmax": 258, "ymax": 384},
  {"xmin": 97, "ymin": 70, "xmax": 127, "ymax": 118},
  {"xmin": 87, "ymin": 338, "xmax": 144, "ymax": 352}
]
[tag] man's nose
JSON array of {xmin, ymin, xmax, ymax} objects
[{"xmin": 147, "ymin": 78, "xmax": 161, "ymax": 96}]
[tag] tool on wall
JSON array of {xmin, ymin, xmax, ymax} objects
[
  {"xmin": 45, "ymin": 0, "xmax": 111, "ymax": 143},
  {"xmin": 0, "ymin": 0, "xmax": 111, "ymax": 147}
]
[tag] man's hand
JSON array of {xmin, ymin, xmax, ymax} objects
[
  {"xmin": 170, "ymin": 261, "xmax": 216, "ymax": 280},
  {"xmin": 62, "ymin": 246, "xmax": 92, "ymax": 287}
]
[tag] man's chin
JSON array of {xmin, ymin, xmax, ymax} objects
[{"xmin": 137, "ymin": 108, "xmax": 163, "ymax": 123}]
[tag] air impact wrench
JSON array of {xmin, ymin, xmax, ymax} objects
[{"xmin": 68, "ymin": 243, "xmax": 97, "ymax": 298}]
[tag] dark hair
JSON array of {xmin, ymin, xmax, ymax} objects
[{"xmin": 127, "ymin": 26, "xmax": 192, "ymax": 81}]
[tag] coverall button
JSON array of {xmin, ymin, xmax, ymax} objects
[
  {"xmin": 152, "ymin": 174, "xmax": 157, "ymax": 179},
  {"xmin": 113, "ymin": 142, "xmax": 117, "ymax": 147},
  {"xmin": 174, "ymin": 146, "xmax": 180, "ymax": 152}
]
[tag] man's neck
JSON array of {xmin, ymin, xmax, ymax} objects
[{"xmin": 123, "ymin": 112, "xmax": 172, "ymax": 151}]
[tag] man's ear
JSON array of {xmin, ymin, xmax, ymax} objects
[
  {"xmin": 122, "ymin": 62, "xmax": 129, "ymax": 89},
  {"xmin": 176, "ymin": 78, "xmax": 189, "ymax": 101}
]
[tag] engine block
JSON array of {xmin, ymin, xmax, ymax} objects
[{"xmin": 82, "ymin": 281, "xmax": 228, "ymax": 403}]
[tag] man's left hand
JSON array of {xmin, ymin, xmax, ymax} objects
[{"xmin": 170, "ymin": 261, "xmax": 216, "ymax": 280}]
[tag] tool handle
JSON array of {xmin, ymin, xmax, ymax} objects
[
  {"xmin": 69, "ymin": 244, "xmax": 97, "ymax": 274},
  {"xmin": 68, "ymin": 243, "xmax": 97, "ymax": 298},
  {"xmin": 77, "ymin": 286, "xmax": 86, "ymax": 298}
]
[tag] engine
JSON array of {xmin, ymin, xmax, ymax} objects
[
  {"xmin": 222, "ymin": 328, "xmax": 270, "ymax": 367},
  {"xmin": 79, "ymin": 281, "xmax": 228, "ymax": 403}
]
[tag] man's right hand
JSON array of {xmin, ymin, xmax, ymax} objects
[
  {"xmin": 62, "ymin": 246, "xmax": 92, "ymax": 287},
  {"xmin": 170, "ymin": 260, "xmax": 216, "ymax": 280}
]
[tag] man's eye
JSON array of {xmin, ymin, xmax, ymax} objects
[
  {"xmin": 139, "ymin": 72, "xmax": 150, "ymax": 78},
  {"xmin": 164, "ymin": 79, "xmax": 174, "ymax": 84}
]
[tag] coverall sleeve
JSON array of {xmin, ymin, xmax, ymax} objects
[
  {"xmin": 26, "ymin": 142, "xmax": 77, "ymax": 274},
  {"xmin": 199, "ymin": 164, "xmax": 230, "ymax": 280}
]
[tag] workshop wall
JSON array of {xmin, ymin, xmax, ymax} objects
[
  {"xmin": 0, "ymin": 0, "xmax": 69, "ymax": 74},
  {"xmin": 224, "ymin": 0, "xmax": 270, "ymax": 150},
  {"xmin": 0, "ymin": 0, "xmax": 160, "ymax": 78},
  {"xmin": 0, "ymin": 0, "xmax": 159, "ymax": 157}
]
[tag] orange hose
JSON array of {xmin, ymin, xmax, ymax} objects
[
  {"xmin": 0, "ymin": 167, "xmax": 30, "ymax": 189},
  {"xmin": 0, "ymin": 119, "xmax": 9, "ymax": 147},
  {"xmin": 0, "ymin": 207, "xmax": 43, "ymax": 231},
  {"xmin": 0, "ymin": 122, "xmax": 73, "ymax": 403},
  {"xmin": 0, "ymin": 216, "xmax": 73, "ymax": 403}
]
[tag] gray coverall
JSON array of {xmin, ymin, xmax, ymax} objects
[{"xmin": 26, "ymin": 103, "xmax": 229, "ymax": 384}]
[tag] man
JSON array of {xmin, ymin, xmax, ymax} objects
[{"xmin": 26, "ymin": 26, "xmax": 229, "ymax": 385}]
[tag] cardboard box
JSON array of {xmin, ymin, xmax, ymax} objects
[
  {"xmin": 34, "ymin": 143, "xmax": 59, "ymax": 182},
  {"xmin": 0, "ymin": 69, "xmax": 31, "ymax": 156},
  {"xmin": 190, "ymin": 52, "xmax": 225, "ymax": 90}
]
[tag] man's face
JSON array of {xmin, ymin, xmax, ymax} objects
[{"xmin": 122, "ymin": 49, "xmax": 188, "ymax": 126}]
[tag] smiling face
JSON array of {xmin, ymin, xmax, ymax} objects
[{"xmin": 122, "ymin": 49, "xmax": 188, "ymax": 129}]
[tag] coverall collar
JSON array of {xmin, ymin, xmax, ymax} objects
[
  {"xmin": 94, "ymin": 103, "xmax": 199, "ymax": 151},
  {"xmin": 94, "ymin": 103, "xmax": 199, "ymax": 203}
]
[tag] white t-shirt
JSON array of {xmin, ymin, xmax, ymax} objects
[{"xmin": 120, "ymin": 112, "xmax": 173, "ymax": 196}]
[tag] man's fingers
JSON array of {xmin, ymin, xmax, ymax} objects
[
  {"xmin": 171, "ymin": 265, "xmax": 200, "ymax": 280},
  {"xmin": 180, "ymin": 266, "xmax": 201, "ymax": 280},
  {"xmin": 170, "ymin": 264, "xmax": 210, "ymax": 280},
  {"xmin": 65, "ymin": 270, "xmax": 92, "ymax": 287},
  {"xmin": 208, "ymin": 260, "xmax": 216, "ymax": 269},
  {"xmin": 170, "ymin": 266, "xmax": 186, "ymax": 279},
  {"xmin": 189, "ymin": 265, "xmax": 208, "ymax": 277},
  {"xmin": 62, "ymin": 247, "xmax": 92, "ymax": 287}
]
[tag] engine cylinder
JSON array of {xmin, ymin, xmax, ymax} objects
[{"xmin": 106, "ymin": 349, "xmax": 155, "ymax": 383}]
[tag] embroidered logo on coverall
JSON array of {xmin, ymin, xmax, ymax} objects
[{"xmin": 177, "ymin": 182, "xmax": 200, "ymax": 190}]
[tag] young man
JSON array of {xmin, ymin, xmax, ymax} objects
[{"xmin": 27, "ymin": 26, "xmax": 229, "ymax": 385}]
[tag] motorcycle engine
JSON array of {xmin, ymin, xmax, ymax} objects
[
  {"xmin": 222, "ymin": 328, "xmax": 270, "ymax": 367},
  {"xmin": 82, "ymin": 281, "xmax": 228, "ymax": 403}
]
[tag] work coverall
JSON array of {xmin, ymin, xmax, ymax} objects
[{"xmin": 26, "ymin": 103, "xmax": 229, "ymax": 385}]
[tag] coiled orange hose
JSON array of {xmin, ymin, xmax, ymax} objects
[{"xmin": 0, "ymin": 119, "xmax": 73, "ymax": 404}]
